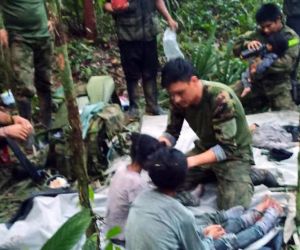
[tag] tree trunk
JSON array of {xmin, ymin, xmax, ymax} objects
[
  {"xmin": 83, "ymin": 0, "xmax": 97, "ymax": 41},
  {"xmin": 55, "ymin": 24, "xmax": 96, "ymax": 237}
]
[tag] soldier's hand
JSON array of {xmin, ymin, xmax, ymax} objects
[
  {"xmin": 158, "ymin": 136, "xmax": 172, "ymax": 147},
  {"xmin": 0, "ymin": 29, "xmax": 9, "ymax": 48},
  {"xmin": 203, "ymin": 225, "xmax": 225, "ymax": 239},
  {"xmin": 167, "ymin": 18, "xmax": 178, "ymax": 31},
  {"xmin": 12, "ymin": 115, "xmax": 33, "ymax": 134},
  {"xmin": 2, "ymin": 124, "xmax": 32, "ymax": 141},
  {"xmin": 48, "ymin": 21, "xmax": 54, "ymax": 32},
  {"xmin": 241, "ymin": 87, "xmax": 251, "ymax": 98},
  {"xmin": 247, "ymin": 40, "xmax": 262, "ymax": 51}
]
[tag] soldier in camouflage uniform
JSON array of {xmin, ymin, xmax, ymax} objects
[
  {"xmin": 233, "ymin": 3, "xmax": 299, "ymax": 111},
  {"xmin": 159, "ymin": 58, "xmax": 254, "ymax": 210},
  {"xmin": 104, "ymin": 0, "xmax": 177, "ymax": 119},
  {"xmin": 0, "ymin": 1, "xmax": 53, "ymax": 129}
]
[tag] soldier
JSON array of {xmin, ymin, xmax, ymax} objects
[
  {"xmin": 159, "ymin": 58, "xmax": 254, "ymax": 210},
  {"xmin": 104, "ymin": 0, "xmax": 178, "ymax": 120},
  {"xmin": 233, "ymin": 3, "xmax": 299, "ymax": 111},
  {"xmin": 0, "ymin": 1, "xmax": 53, "ymax": 130}
]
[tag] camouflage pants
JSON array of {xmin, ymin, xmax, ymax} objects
[
  {"xmin": 9, "ymin": 35, "xmax": 53, "ymax": 121},
  {"xmin": 177, "ymin": 147, "xmax": 254, "ymax": 210},
  {"xmin": 233, "ymin": 80, "xmax": 297, "ymax": 112}
]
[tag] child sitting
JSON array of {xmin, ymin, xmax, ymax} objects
[
  {"xmin": 103, "ymin": 133, "xmax": 164, "ymax": 245},
  {"xmin": 241, "ymin": 32, "xmax": 288, "ymax": 97}
]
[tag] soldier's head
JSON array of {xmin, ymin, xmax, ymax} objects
[
  {"xmin": 255, "ymin": 3, "xmax": 283, "ymax": 36},
  {"xmin": 145, "ymin": 147, "xmax": 187, "ymax": 192},
  {"xmin": 130, "ymin": 132, "xmax": 164, "ymax": 170},
  {"xmin": 161, "ymin": 58, "xmax": 201, "ymax": 108}
]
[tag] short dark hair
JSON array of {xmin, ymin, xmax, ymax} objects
[
  {"xmin": 161, "ymin": 58, "xmax": 197, "ymax": 89},
  {"xmin": 146, "ymin": 147, "xmax": 187, "ymax": 190},
  {"xmin": 130, "ymin": 133, "xmax": 163, "ymax": 169},
  {"xmin": 267, "ymin": 32, "xmax": 288, "ymax": 57},
  {"xmin": 255, "ymin": 3, "xmax": 282, "ymax": 24}
]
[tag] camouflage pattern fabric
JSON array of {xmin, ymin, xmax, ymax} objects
[
  {"xmin": 166, "ymin": 80, "xmax": 253, "ymax": 161},
  {"xmin": 9, "ymin": 35, "xmax": 53, "ymax": 101},
  {"xmin": 110, "ymin": 0, "xmax": 160, "ymax": 41},
  {"xmin": 233, "ymin": 25, "xmax": 299, "ymax": 110},
  {"xmin": 177, "ymin": 146, "xmax": 253, "ymax": 210},
  {"xmin": 165, "ymin": 80, "xmax": 253, "ymax": 209}
]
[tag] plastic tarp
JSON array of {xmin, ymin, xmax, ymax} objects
[{"xmin": 0, "ymin": 111, "xmax": 298, "ymax": 249}]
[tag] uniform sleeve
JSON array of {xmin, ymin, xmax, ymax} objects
[
  {"xmin": 233, "ymin": 31, "xmax": 258, "ymax": 57},
  {"xmin": 266, "ymin": 41, "xmax": 299, "ymax": 74},
  {"xmin": 211, "ymin": 90, "xmax": 238, "ymax": 159},
  {"xmin": 179, "ymin": 212, "xmax": 214, "ymax": 250},
  {"xmin": 164, "ymin": 104, "xmax": 184, "ymax": 146}
]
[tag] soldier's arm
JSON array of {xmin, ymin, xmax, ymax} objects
[
  {"xmin": 187, "ymin": 90, "xmax": 238, "ymax": 168},
  {"xmin": 160, "ymin": 104, "xmax": 184, "ymax": 147},
  {"xmin": 233, "ymin": 31, "xmax": 258, "ymax": 57},
  {"xmin": 0, "ymin": 4, "xmax": 8, "ymax": 48},
  {"xmin": 155, "ymin": 0, "xmax": 178, "ymax": 30}
]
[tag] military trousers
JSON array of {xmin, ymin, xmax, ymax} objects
[
  {"xmin": 118, "ymin": 39, "xmax": 159, "ymax": 112},
  {"xmin": 233, "ymin": 80, "xmax": 297, "ymax": 112},
  {"xmin": 9, "ymin": 35, "xmax": 53, "ymax": 123},
  {"xmin": 177, "ymin": 147, "xmax": 254, "ymax": 210}
]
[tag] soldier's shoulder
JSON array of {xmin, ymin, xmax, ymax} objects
[
  {"xmin": 204, "ymin": 81, "xmax": 235, "ymax": 107},
  {"xmin": 283, "ymin": 25, "xmax": 299, "ymax": 39}
]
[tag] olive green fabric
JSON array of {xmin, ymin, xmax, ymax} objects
[
  {"xmin": 166, "ymin": 80, "xmax": 253, "ymax": 162},
  {"xmin": 233, "ymin": 25, "xmax": 299, "ymax": 110},
  {"xmin": 0, "ymin": 0, "xmax": 49, "ymax": 39},
  {"xmin": 109, "ymin": 0, "xmax": 160, "ymax": 41}
]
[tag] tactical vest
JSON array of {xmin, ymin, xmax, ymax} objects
[{"xmin": 113, "ymin": 0, "xmax": 160, "ymax": 41}]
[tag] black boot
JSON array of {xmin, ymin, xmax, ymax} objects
[
  {"xmin": 38, "ymin": 91, "xmax": 52, "ymax": 129},
  {"xmin": 250, "ymin": 168, "xmax": 279, "ymax": 187}
]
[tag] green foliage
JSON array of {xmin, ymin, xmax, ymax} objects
[
  {"xmin": 41, "ymin": 209, "xmax": 92, "ymax": 250},
  {"xmin": 83, "ymin": 233, "xmax": 98, "ymax": 250},
  {"xmin": 104, "ymin": 226, "xmax": 122, "ymax": 250}
]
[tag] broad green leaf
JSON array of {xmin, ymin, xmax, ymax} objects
[
  {"xmin": 41, "ymin": 209, "xmax": 92, "ymax": 250},
  {"xmin": 105, "ymin": 226, "xmax": 122, "ymax": 239},
  {"xmin": 83, "ymin": 233, "xmax": 98, "ymax": 250},
  {"xmin": 105, "ymin": 242, "xmax": 113, "ymax": 250}
]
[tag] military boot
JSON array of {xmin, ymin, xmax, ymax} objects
[
  {"xmin": 38, "ymin": 91, "xmax": 52, "ymax": 129},
  {"xmin": 250, "ymin": 168, "xmax": 279, "ymax": 187}
]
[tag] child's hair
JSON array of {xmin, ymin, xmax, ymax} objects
[
  {"xmin": 267, "ymin": 32, "xmax": 288, "ymax": 57},
  {"xmin": 130, "ymin": 133, "xmax": 164, "ymax": 169},
  {"xmin": 255, "ymin": 3, "xmax": 282, "ymax": 24},
  {"xmin": 146, "ymin": 147, "xmax": 187, "ymax": 190}
]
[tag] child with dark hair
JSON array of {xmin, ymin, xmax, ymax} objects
[
  {"xmin": 125, "ymin": 147, "xmax": 283, "ymax": 250},
  {"xmin": 241, "ymin": 32, "xmax": 289, "ymax": 97},
  {"xmin": 103, "ymin": 133, "xmax": 163, "ymax": 245}
]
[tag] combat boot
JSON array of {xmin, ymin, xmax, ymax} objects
[{"xmin": 250, "ymin": 168, "xmax": 279, "ymax": 187}]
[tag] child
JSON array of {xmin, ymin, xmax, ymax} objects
[
  {"xmin": 125, "ymin": 147, "xmax": 283, "ymax": 250},
  {"xmin": 103, "ymin": 133, "xmax": 163, "ymax": 245},
  {"xmin": 241, "ymin": 32, "xmax": 288, "ymax": 97}
]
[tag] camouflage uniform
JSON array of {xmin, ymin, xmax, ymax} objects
[
  {"xmin": 0, "ymin": 0, "xmax": 53, "ymax": 128},
  {"xmin": 233, "ymin": 25, "xmax": 299, "ymax": 111},
  {"xmin": 164, "ymin": 81, "xmax": 254, "ymax": 209}
]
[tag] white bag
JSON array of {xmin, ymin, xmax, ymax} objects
[{"xmin": 163, "ymin": 28, "xmax": 184, "ymax": 61}]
